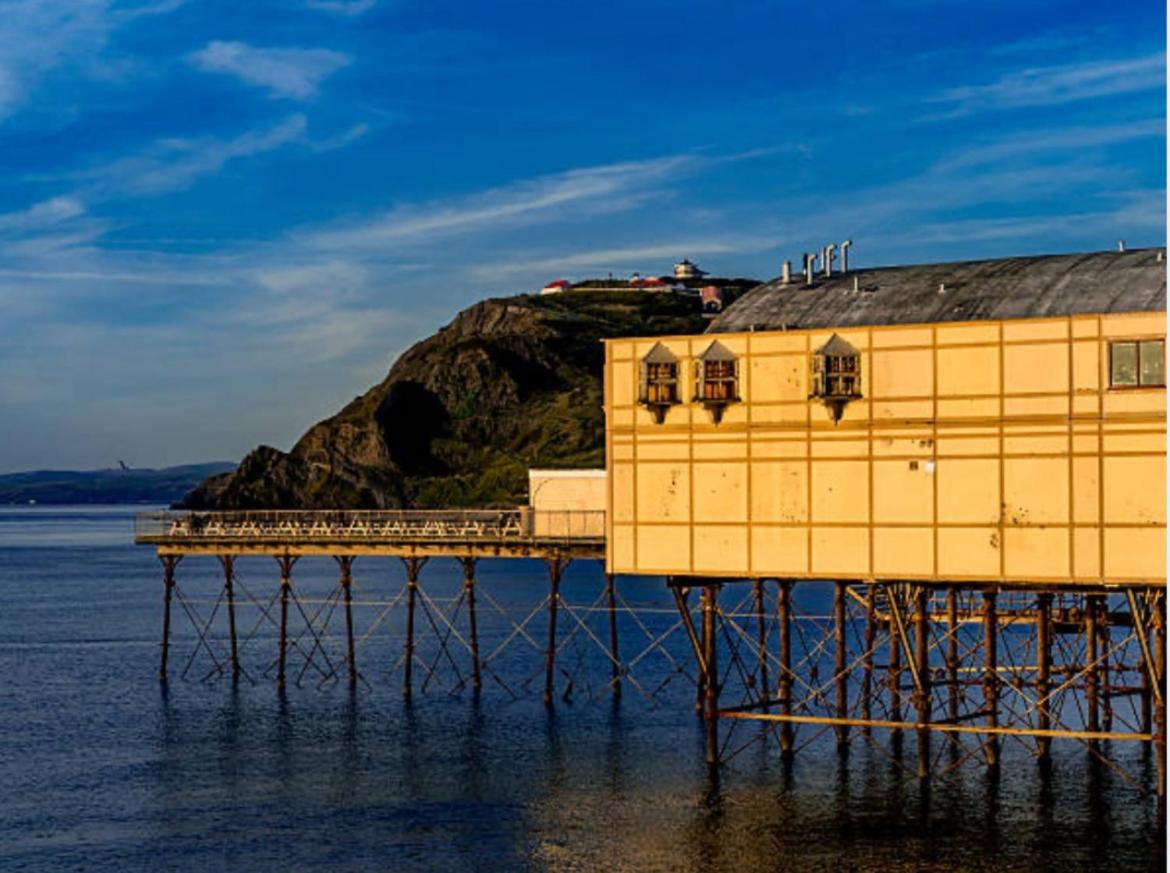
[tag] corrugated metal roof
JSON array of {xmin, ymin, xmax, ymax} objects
[{"xmin": 708, "ymin": 248, "xmax": 1166, "ymax": 333}]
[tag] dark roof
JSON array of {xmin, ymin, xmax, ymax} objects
[
  {"xmin": 816, "ymin": 333, "xmax": 858, "ymax": 356},
  {"xmin": 699, "ymin": 339, "xmax": 736, "ymax": 361},
  {"xmin": 708, "ymin": 248, "xmax": 1166, "ymax": 333},
  {"xmin": 643, "ymin": 341, "xmax": 678, "ymax": 364}
]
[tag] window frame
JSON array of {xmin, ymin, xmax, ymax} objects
[
  {"xmin": 693, "ymin": 341, "xmax": 740, "ymax": 423},
  {"xmin": 638, "ymin": 343, "xmax": 682, "ymax": 423},
  {"xmin": 1109, "ymin": 338, "xmax": 1165, "ymax": 390},
  {"xmin": 643, "ymin": 361, "xmax": 680, "ymax": 405},
  {"xmin": 699, "ymin": 358, "xmax": 738, "ymax": 403}
]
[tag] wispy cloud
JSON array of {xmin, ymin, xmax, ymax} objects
[
  {"xmin": 0, "ymin": 0, "xmax": 183, "ymax": 122},
  {"xmin": 0, "ymin": 196, "xmax": 85, "ymax": 231},
  {"xmin": 927, "ymin": 52, "xmax": 1165, "ymax": 117},
  {"xmin": 933, "ymin": 117, "xmax": 1164, "ymax": 171},
  {"xmin": 470, "ymin": 240, "xmax": 772, "ymax": 282},
  {"xmin": 303, "ymin": 154, "xmax": 700, "ymax": 250},
  {"xmin": 307, "ymin": 122, "xmax": 371, "ymax": 151},
  {"xmin": 189, "ymin": 41, "xmax": 351, "ymax": 100},
  {"xmin": 76, "ymin": 114, "xmax": 309, "ymax": 197},
  {"xmin": 305, "ymin": 0, "xmax": 376, "ymax": 14}
]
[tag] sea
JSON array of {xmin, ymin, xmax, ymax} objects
[{"xmin": 0, "ymin": 505, "xmax": 1163, "ymax": 872}]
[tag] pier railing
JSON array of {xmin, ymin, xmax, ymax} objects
[{"xmin": 134, "ymin": 508, "xmax": 606, "ymax": 547}]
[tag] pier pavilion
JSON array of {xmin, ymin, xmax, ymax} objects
[
  {"xmin": 604, "ymin": 246, "xmax": 1166, "ymax": 785},
  {"xmin": 138, "ymin": 246, "xmax": 1166, "ymax": 793}
]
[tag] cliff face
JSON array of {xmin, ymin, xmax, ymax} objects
[{"xmin": 179, "ymin": 291, "xmax": 714, "ymax": 509}]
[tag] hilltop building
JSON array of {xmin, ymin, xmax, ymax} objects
[
  {"xmin": 540, "ymin": 279, "xmax": 571, "ymax": 295},
  {"xmin": 603, "ymin": 247, "xmax": 1166, "ymax": 585},
  {"xmin": 674, "ymin": 259, "xmax": 708, "ymax": 279},
  {"xmin": 700, "ymin": 285, "xmax": 724, "ymax": 314}
]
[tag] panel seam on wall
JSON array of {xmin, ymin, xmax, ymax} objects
[
  {"xmin": 998, "ymin": 321, "xmax": 1006, "ymax": 581},
  {"xmin": 1067, "ymin": 316, "xmax": 1075, "ymax": 581},
  {"xmin": 1097, "ymin": 313, "xmax": 1105, "ymax": 583}
]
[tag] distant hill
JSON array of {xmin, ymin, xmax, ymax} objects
[
  {"xmin": 180, "ymin": 288, "xmax": 745, "ymax": 509},
  {"xmin": 0, "ymin": 463, "xmax": 236, "ymax": 505}
]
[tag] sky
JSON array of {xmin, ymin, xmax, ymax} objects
[{"xmin": 0, "ymin": 0, "xmax": 1165, "ymax": 472}]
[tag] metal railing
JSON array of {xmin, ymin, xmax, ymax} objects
[{"xmin": 134, "ymin": 508, "xmax": 606, "ymax": 545}]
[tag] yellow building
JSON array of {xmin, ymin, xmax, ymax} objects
[
  {"xmin": 528, "ymin": 468, "xmax": 606, "ymax": 538},
  {"xmin": 604, "ymin": 248, "xmax": 1166, "ymax": 586}
]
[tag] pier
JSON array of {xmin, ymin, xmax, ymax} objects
[{"xmin": 137, "ymin": 508, "xmax": 1165, "ymax": 797}]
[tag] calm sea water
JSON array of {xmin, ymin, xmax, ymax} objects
[{"xmin": 0, "ymin": 506, "xmax": 1163, "ymax": 871}]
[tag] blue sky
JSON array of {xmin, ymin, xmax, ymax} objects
[{"xmin": 0, "ymin": 0, "xmax": 1164, "ymax": 472}]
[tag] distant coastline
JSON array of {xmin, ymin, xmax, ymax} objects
[{"xmin": 0, "ymin": 463, "xmax": 235, "ymax": 505}]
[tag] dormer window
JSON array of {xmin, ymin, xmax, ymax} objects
[
  {"xmin": 811, "ymin": 333, "xmax": 862, "ymax": 422},
  {"xmin": 695, "ymin": 340, "xmax": 739, "ymax": 423},
  {"xmin": 639, "ymin": 342, "xmax": 680, "ymax": 423}
]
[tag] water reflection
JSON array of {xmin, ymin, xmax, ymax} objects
[{"xmin": 0, "ymin": 507, "xmax": 1164, "ymax": 872}]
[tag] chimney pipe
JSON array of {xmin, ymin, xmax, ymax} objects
[
  {"xmin": 852, "ymin": 275, "xmax": 859, "ymax": 292},
  {"xmin": 804, "ymin": 252, "xmax": 817, "ymax": 284},
  {"xmin": 823, "ymin": 243, "xmax": 836, "ymax": 277},
  {"xmin": 781, "ymin": 260, "xmax": 791, "ymax": 284},
  {"xmin": 840, "ymin": 239, "xmax": 853, "ymax": 272},
  {"xmin": 1118, "ymin": 240, "xmax": 1126, "ymax": 252}
]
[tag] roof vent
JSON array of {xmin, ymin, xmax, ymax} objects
[
  {"xmin": 781, "ymin": 260, "xmax": 791, "ymax": 284},
  {"xmin": 1158, "ymin": 250, "xmax": 1165, "ymax": 263},
  {"xmin": 852, "ymin": 275, "xmax": 859, "ymax": 293},
  {"xmin": 1118, "ymin": 240, "xmax": 1126, "ymax": 252},
  {"xmin": 938, "ymin": 283, "xmax": 946, "ymax": 295},
  {"xmin": 804, "ymin": 252, "xmax": 817, "ymax": 285},
  {"xmin": 823, "ymin": 243, "xmax": 836, "ymax": 277},
  {"xmin": 840, "ymin": 239, "xmax": 853, "ymax": 272}
]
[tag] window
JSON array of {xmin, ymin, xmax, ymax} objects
[
  {"xmin": 701, "ymin": 359, "xmax": 737, "ymax": 401},
  {"xmin": 1110, "ymin": 339, "xmax": 1165, "ymax": 388},
  {"xmin": 810, "ymin": 333, "xmax": 862, "ymax": 423},
  {"xmin": 646, "ymin": 362, "xmax": 679, "ymax": 403},
  {"xmin": 639, "ymin": 343, "xmax": 680, "ymax": 423},
  {"xmin": 694, "ymin": 340, "xmax": 739, "ymax": 422}
]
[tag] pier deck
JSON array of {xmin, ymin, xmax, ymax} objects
[{"xmin": 135, "ymin": 508, "xmax": 605, "ymax": 558}]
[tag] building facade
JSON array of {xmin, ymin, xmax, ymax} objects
[{"xmin": 603, "ymin": 249, "xmax": 1166, "ymax": 586}]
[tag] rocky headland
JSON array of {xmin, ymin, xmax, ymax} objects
[{"xmin": 180, "ymin": 290, "xmax": 738, "ymax": 509}]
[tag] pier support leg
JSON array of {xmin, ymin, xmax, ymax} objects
[
  {"xmin": 544, "ymin": 557, "xmax": 565, "ymax": 707},
  {"xmin": 1154, "ymin": 592, "xmax": 1166, "ymax": 797},
  {"xmin": 946, "ymin": 587, "xmax": 959, "ymax": 732},
  {"xmin": 220, "ymin": 555, "xmax": 240, "ymax": 684},
  {"xmin": 702, "ymin": 584, "xmax": 720, "ymax": 766},
  {"xmin": 1085, "ymin": 594, "xmax": 1100, "ymax": 743},
  {"xmin": 159, "ymin": 555, "xmax": 179, "ymax": 684},
  {"xmin": 983, "ymin": 591, "xmax": 999, "ymax": 770},
  {"xmin": 1141, "ymin": 614, "xmax": 1154, "ymax": 741},
  {"xmin": 861, "ymin": 584, "xmax": 876, "ymax": 735},
  {"xmin": 461, "ymin": 558, "xmax": 481, "ymax": 693},
  {"xmin": 888, "ymin": 587, "xmax": 903, "ymax": 752},
  {"xmin": 696, "ymin": 592, "xmax": 707, "ymax": 715},
  {"xmin": 402, "ymin": 557, "xmax": 425, "ymax": 699},
  {"xmin": 606, "ymin": 573, "xmax": 621, "ymax": 698},
  {"xmin": 834, "ymin": 580, "xmax": 849, "ymax": 752},
  {"xmin": 778, "ymin": 580, "xmax": 794, "ymax": 759},
  {"xmin": 1036, "ymin": 593, "xmax": 1053, "ymax": 763},
  {"xmin": 1099, "ymin": 597, "xmax": 1113, "ymax": 733},
  {"xmin": 914, "ymin": 585, "xmax": 931, "ymax": 779},
  {"xmin": 336, "ymin": 556, "xmax": 356, "ymax": 688},
  {"xmin": 754, "ymin": 579, "xmax": 769, "ymax": 709},
  {"xmin": 277, "ymin": 554, "xmax": 295, "ymax": 692}
]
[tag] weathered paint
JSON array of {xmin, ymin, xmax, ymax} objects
[{"xmin": 604, "ymin": 312, "xmax": 1166, "ymax": 585}]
